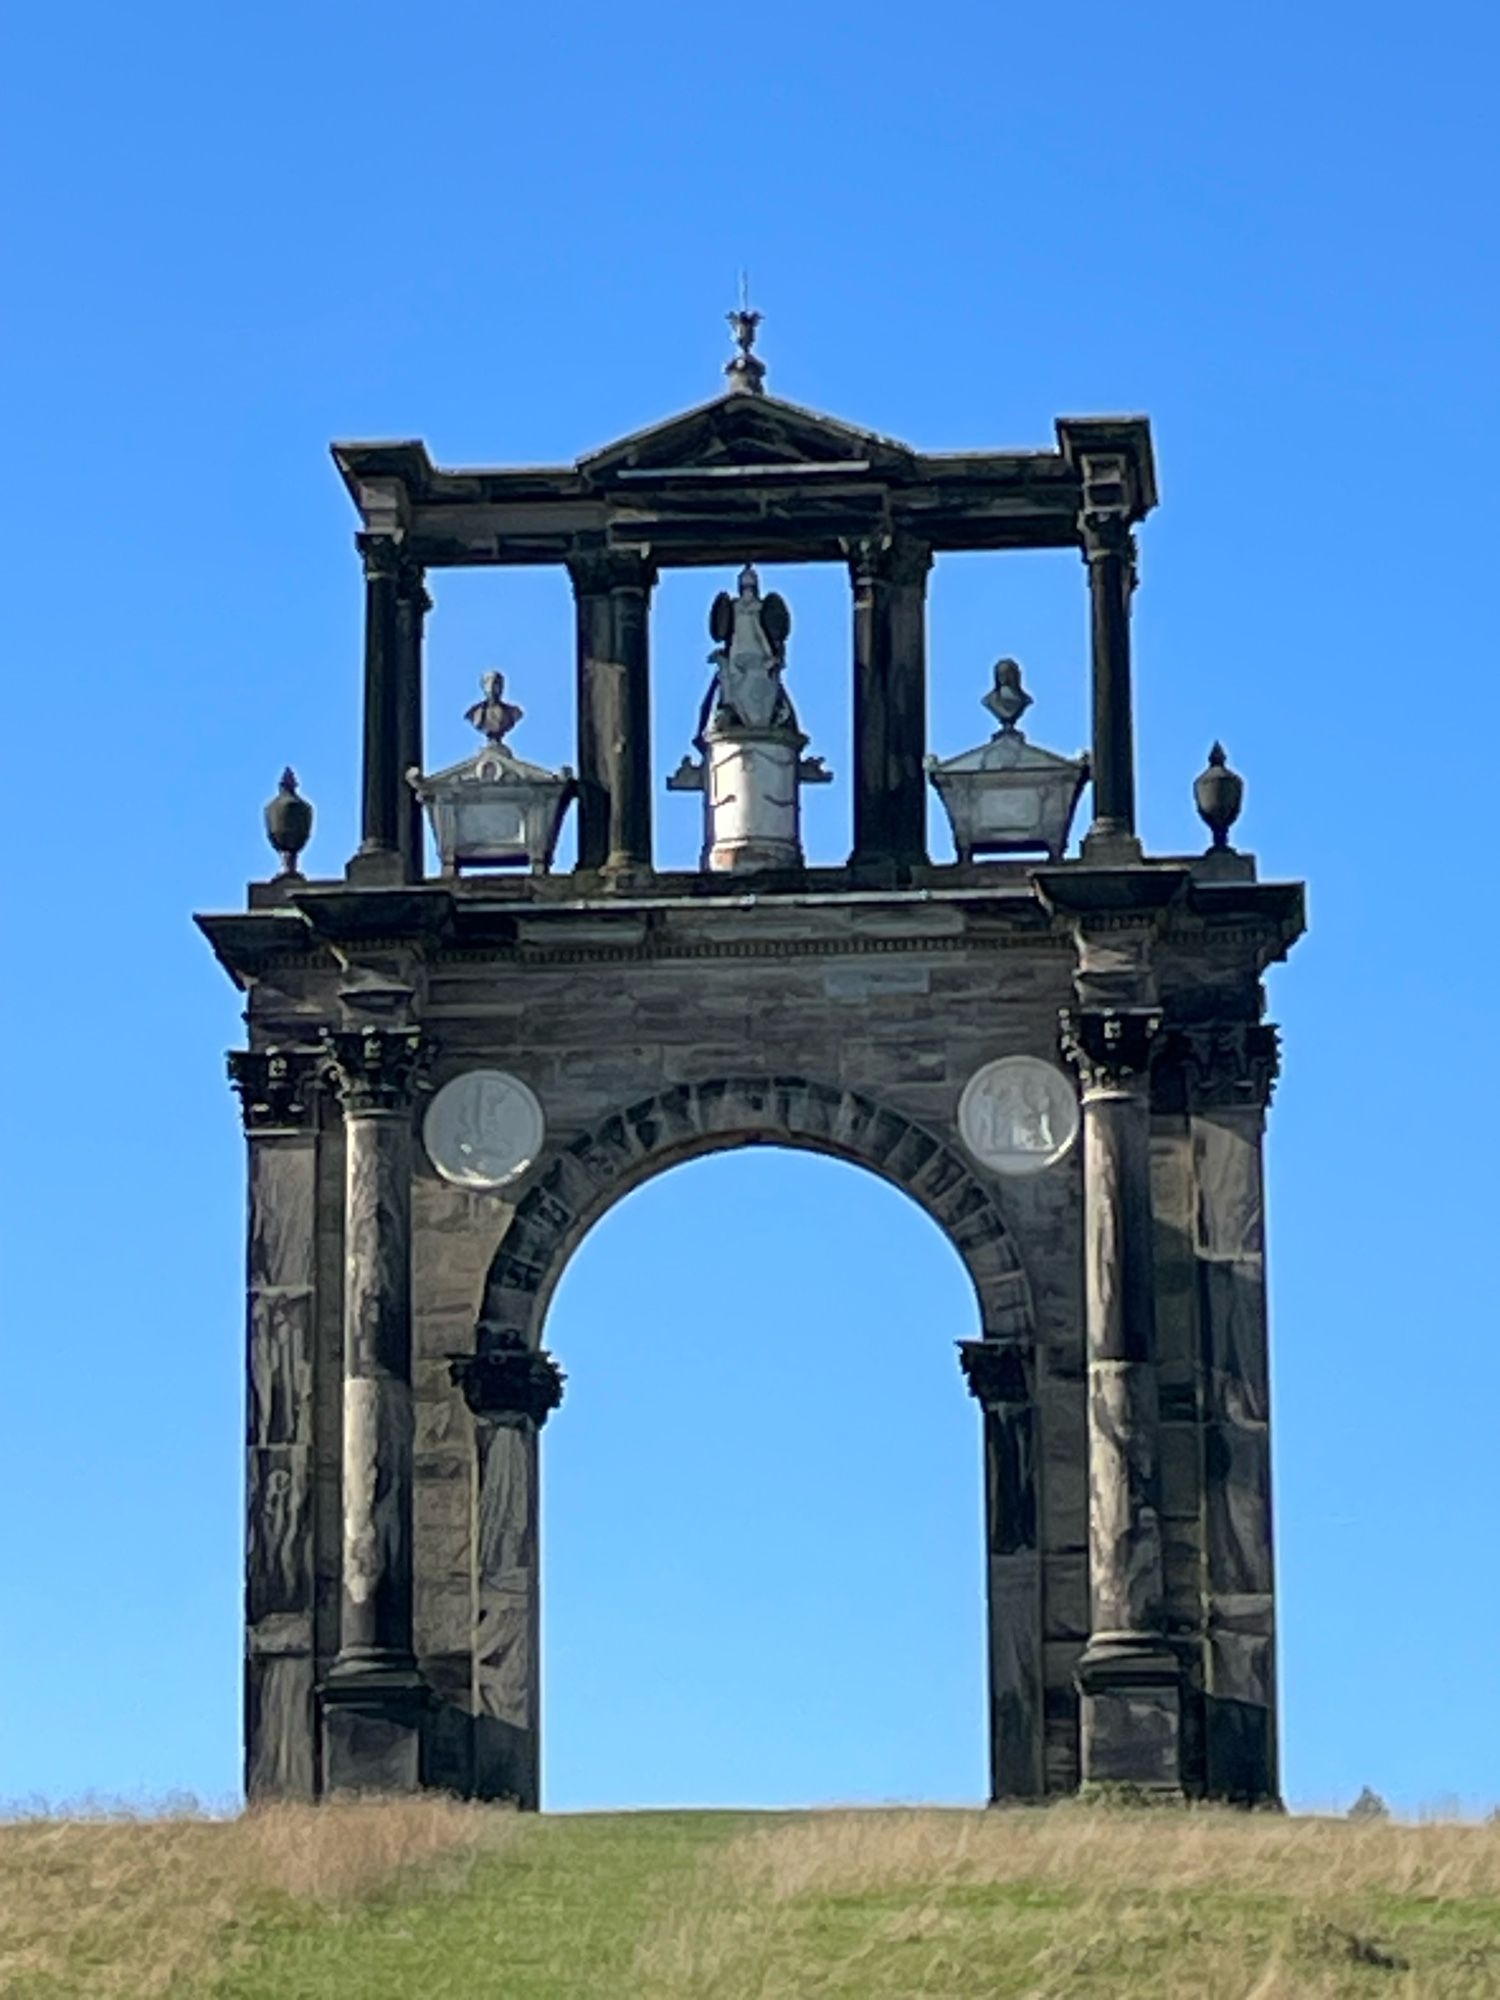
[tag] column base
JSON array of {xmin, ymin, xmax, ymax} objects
[
  {"xmin": 1077, "ymin": 1637, "xmax": 1185, "ymax": 1794},
  {"xmin": 601, "ymin": 855, "xmax": 653, "ymax": 891},
  {"xmin": 320, "ymin": 1660, "xmax": 431, "ymax": 1794},
  {"xmin": 1080, "ymin": 822, "xmax": 1144, "ymax": 865},
  {"xmin": 345, "ymin": 844, "xmax": 406, "ymax": 886}
]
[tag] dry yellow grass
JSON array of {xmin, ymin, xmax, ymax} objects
[
  {"xmin": 3, "ymin": 1800, "xmax": 1497, "ymax": 1998},
  {"xmin": 633, "ymin": 1807, "xmax": 1500, "ymax": 1999},
  {"xmin": 0, "ymin": 1795, "xmax": 501, "ymax": 1999},
  {"xmin": 709, "ymin": 1803, "xmax": 1500, "ymax": 1902}
]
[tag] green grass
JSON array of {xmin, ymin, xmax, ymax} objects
[{"xmin": 4, "ymin": 1799, "xmax": 1500, "ymax": 1998}]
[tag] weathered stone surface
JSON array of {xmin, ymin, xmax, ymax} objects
[
  {"xmin": 1087, "ymin": 1360, "xmax": 1166, "ymax": 1635},
  {"xmin": 242, "ymin": 1115, "xmax": 321, "ymax": 1800},
  {"xmin": 988, "ymin": 1554, "xmax": 1043, "ymax": 1798},
  {"xmin": 1193, "ymin": 1113, "xmax": 1263, "ymax": 1259},
  {"xmin": 248, "ymin": 1294, "xmax": 314, "ymax": 1447},
  {"xmin": 1082, "ymin": 1684, "xmax": 1182, "ymax": 1790},
  {"xmin": 1043, "ymin": 1550, "xmax": 1089, "ymax": 1641},
  {"xmin": 246, "ymin": 1654, "xmax": 316, "ymax": 1800},
  {"xmin": 473, "ymin": 1418, "xmax": 538, "ymax": 1805},
  {"xmin": 323, "ymin": 1698, "xmax": 423, "ymax": 1793},
  {"xmin": 247, "ymin": 1446, "xmax": 314, "ymax": 1619},
  {"xmin": 1204, "ymin": 1416, "xmax": 1273, "ymax": 1597}
]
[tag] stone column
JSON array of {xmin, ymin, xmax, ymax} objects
[
  {"xmin": 1076, "ymin": 456, "xmax": 1139, "ymax": 856},
  {"xmin": 394, "ymin": 556, "xmax": 431, "ymax": 883},
  {"xmin": 1181, "ymin": 1020, "xmax": 1282, "ymax": 1803},
  {"xmin": 567, "ymin": 548, "xmax": 657, "ymax": 877},
  {"xmin": 453, "ymin": 1334, "xmax": 565, "ymax": 1811},
  {"xmin": 958, "ymin": 1339, "xmax": 1043, "ymax": 1800},
  {"xmin": 229, "ymin": 1048, "xmax": 323, "ymax": 1800},
  {"xmin": 845, "ymin": 531, "xmax": 933, "ymax": 873},
  {"xmin": 320, "ymin": 1024, "xmax": 431, "ymax": 1790},
  {"xmin": 1061, "ymin": 1005, "xmax": 1182, "ymax": 1793},
  {"xmin": 351, "ymin": 532, "xmax": 405, "ymax": 883}
]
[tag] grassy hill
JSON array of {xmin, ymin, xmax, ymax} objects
[{"xmin": 3, "ymin": 1798, "xmax": 1498, "ymax": 1997}]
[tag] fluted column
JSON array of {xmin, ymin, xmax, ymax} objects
[
  {"xmin": 845, "ymin": 531, "xmax": 932, "ymax": 873},
  {"xmin": 228, "ymin": 1047, "xmax": 323, "ymax": 1800},
  {"xmin": 394, "ymin": 556, "xmax": 431, "ymax": 881},
  {"xmin": 958, "ymin": 1338, "xmax": 1043, "ymax": 1800},
  {"xmin": 321, "ymin": 1024, "xmax": 430, "ymax": 1790},
  {"xmin": 453, "ymin": 1334, "xmax": 565, "ymax": 1811},
  {"xmin": 567, "ymin": 548, "xmax": 657, "ymax": 876},
  {"xmin": 1076, "ymin": 455, "xmax": 1140, "ymax": 856},
  {"xmin": 1061, "ymin": 1005, "xmax": 1182, "ymax": 1793}
]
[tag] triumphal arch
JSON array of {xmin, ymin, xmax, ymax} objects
[{"xmin": 200, "ymin": 320, "xmax": 1303, "ymax": 1810}]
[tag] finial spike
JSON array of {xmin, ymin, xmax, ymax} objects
[{"xmin": 724, "ymin": 285, "xmax": 766, "ymax": 396}]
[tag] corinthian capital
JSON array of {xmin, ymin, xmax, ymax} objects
[
  {"xmin": 1059, "ymin": 1007, "xmax": 1162, "ymax": 1094},
  {"xmin": 842, "ymin": 530, "xmax": 933, "ymax": 589},
  {"xmin": 1174, "ymin": 1020, "xmax": 1281, "ymax": 1110},
  {"xmin": 355, "ymin": 531, "xmax": 403, "ymax": 582},
  {"xmin": 957, "ymin": 1339, "xmax": 1031, "ymax": 1409},
  {"xmin": 227, "ymin": 1048, "xmax": 320, "ymax": 1132},
  {"xmin": 452, "ymin": 1334, "xmax": 566, "ymax": 1428},
  {"xmin": 1075, "ymin": 449, "xmax": 1139, "ymax": 582},
  {"xmin": 323, "ymin": 1026, "xmax": 430, "ymax": 1115},
  {"xmin": 565, "ymin": 547, "xmax": 657, "ymax": 597}
]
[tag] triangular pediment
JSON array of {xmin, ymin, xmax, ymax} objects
[{"xmin": 578, "ymin": 392, "xmax": 914, "ymax": 481}]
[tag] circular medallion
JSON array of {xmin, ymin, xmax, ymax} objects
[
  {"xmin": 423, "ymin": 1069, "xmax": 545, "ymax": 1190},
  {"xmin": 958, "ymin": 1056, "xmax": 1078, "ymax": 1177}
]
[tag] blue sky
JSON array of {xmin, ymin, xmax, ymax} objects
[{"xmin": 2, "ymin": 1, "xmax": 1496, "ymax": 1815}]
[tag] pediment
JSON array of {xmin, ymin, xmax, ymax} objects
[{"xmin": 577, "ymin": 392, "xmax": 914, "ymax": 481}]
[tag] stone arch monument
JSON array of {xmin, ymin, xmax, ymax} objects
[{"xmin": 201, "ymin": 317, "xmax": 1304, "ymax": 1809}]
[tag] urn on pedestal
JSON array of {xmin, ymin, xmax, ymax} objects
[
  {"xmin": 407, "ymin": 673, "xmax": 575, "ymax": 874},
  {"xmin": 927, "ymin": 660, "xmax": 1089, "ymax": 863}
]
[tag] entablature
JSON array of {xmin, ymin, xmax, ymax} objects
[
  {"xmin": 197, "ymin": 865, "xmax": 1304, "ymax": 994},
  {"xmin": 331, "ymin": 400, "xmax": 1157, "ymax": 569}
]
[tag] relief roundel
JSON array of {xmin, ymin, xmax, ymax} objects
[
  {"xmin": 423, "ymin": 1069, "xmax": 545, "ymax": 1191},
  {"xmin": 958, "ymin": 1055, "xmax": 1079, "ymax": 1177}
]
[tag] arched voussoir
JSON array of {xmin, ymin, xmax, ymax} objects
[{"xmin": 475, "ymin": 1075, "xmax": 1036, "ymax": 1352}]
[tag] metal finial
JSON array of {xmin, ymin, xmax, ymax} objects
[
  {"xmin": 981, "ymin": 658, "xmax": 1034, "ymax": 737},
  {"xmin": 1193, "ymin": 741, "xmax": 1244, "ymax": 849},
  {"xmin": 264, "ymin": 767, "xmax": 314, "ymax": 877},
  {"xmin": 724, "ymin": 284, "xmax": 766, "ymax": 396}
]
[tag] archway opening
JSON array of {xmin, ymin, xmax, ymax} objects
[{"xmin": 540, "ymin": 1145, "xmax": 986, "ymax": 1810}]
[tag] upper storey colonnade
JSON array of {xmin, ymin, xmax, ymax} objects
[{"xmin": 331, "ymin": 327, "xmax": 1157, "ymax": 891}]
